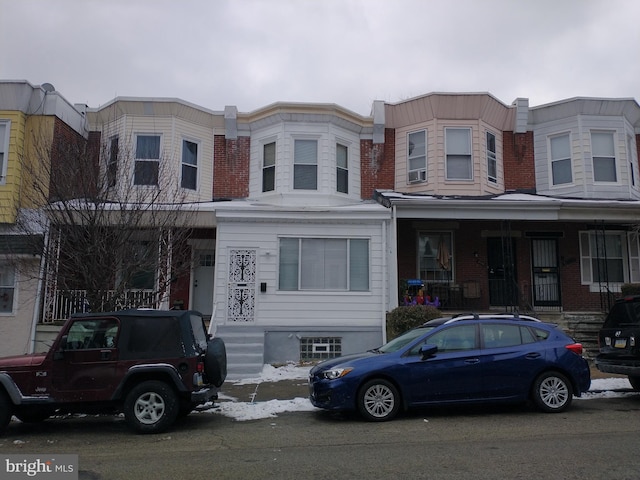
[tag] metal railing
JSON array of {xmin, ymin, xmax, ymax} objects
[{"xmin": 45, "ymin": 289, "xmax": 157, "ymax": 323}]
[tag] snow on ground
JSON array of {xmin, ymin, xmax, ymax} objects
[{"xmin": 198, "ymin": 364, "xmax": 636, "ymax": 422}]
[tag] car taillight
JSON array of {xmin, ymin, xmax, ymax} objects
[
  {"xmin": 197, "ymin": 362, "xmax": 204, "ymax": 373},
  {"xmin": 565, "ymin": 343, "xmax": 583, "ymax": 356}
]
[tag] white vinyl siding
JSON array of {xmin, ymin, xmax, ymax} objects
[
  {"xmin": 445, "ymin": 128, "xmax": 472, "ymax": 180},
  {"xmin": 407, "ymin": 130, "xmax": 426, "ymax": 183},
  {"xmin": 550, "ymin": 133, "xmax": 572, "ymax": 185}
]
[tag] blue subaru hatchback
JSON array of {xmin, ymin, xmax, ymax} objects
[{"xmin": 309, "ymin": 314, "xmax": 591, "ymax": 421}]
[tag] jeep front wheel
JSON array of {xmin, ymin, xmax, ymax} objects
[{"xmin": 124, "ymin": 381, "xmax": 179, "ymax": 434}]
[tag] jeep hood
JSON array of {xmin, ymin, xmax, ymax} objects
[{"xmin": 0, "ymin": 353, "xmax": 46, "ymax": 370}]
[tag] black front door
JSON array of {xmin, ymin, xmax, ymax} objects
[{"xmin": 487, "ymin": 238, "xmax": 518, "ymax": 307}]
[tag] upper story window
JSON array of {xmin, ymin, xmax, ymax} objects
[
  {"xmin": 550, "ymin": 133, "xmax": 572, "ymax": 185},
  {"xmin": 134, "ymin": 134, "xmax": 161, "ymax": 186},
  {"xmin": 279, "ymin": 237, "xmax": 369, "ymax": 291},
  {"xmin": 628, "ymin": 135, "xmax": 637, "ymax": 186},
  {"xmin": 336, "ymin": 143, "xmax": 348, "ymax": 194},
  {"xmin": 262, "ymin": 142, "xmax": 276, "ymax": 192},
  {"xmin": 294, "ymin": 139, "xmax": 317, "ymax": 190},
  {"xmin": 0, "ymin": 263, "xmax": 16, "ymax": 314},
  {"xmin": 407, "ymin": 130, "xmax": 426, "ymax": 183},
  {"xmin": 0, "ymin": 121, "xmax": 8, "ymax": 184},
  {"xmin": 181, "ymin": 139, "xmax": 198, "ymax": 190},
  {"xmin": 591, "ymin": 132, "xmax": 617, "ymax": 182},
  {"xmin": 486, "ymin": 131, "xmax": 497, "ymax": 183},
  {"xmin": 107, "ymin": 136, "xmax": 119, "ymax": 188},
  {"xmin": 445, "ymin": 128, "xmax": 472, "ymax": 180}
]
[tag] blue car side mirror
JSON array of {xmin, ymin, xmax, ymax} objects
[{"xmin": 420, "ymin": 344, "xmax": 438, "ymax": 359}]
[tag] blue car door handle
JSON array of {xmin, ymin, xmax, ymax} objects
[
  {"xmin": 525, "ymin": 352, "xmax": 541, "ymax": 359},
  {"xmin": 464, "ymin": 358, "xmax": 480, "ymax": 364}
]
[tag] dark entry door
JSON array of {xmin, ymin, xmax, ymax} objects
[
  {"xmin": 487, "ymin": 238, "xmax": 518, "ymax": 306},
  {"xmin": 531, "ymin": 238, "xmax": 561, "ymax": 307}
]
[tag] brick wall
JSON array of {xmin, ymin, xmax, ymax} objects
[
  {"xmin": 213, "ymin": 135, "xmax": 250, "ymax": 199},
  {"xmin": 360, "ymin": 128, "xmax": 395, "ymax": 200},
  {"xmin": 503, "ymin": 131, "xmax": 536, "ymax": 191}
]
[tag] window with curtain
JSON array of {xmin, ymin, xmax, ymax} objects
[
  {"xmin": 0, "ymin": 121, "xmax": 9, "ymax": 183},
  {"xmin": 294, "ymin": 139, "xmax": 317, "ymax": 190},
  {"xmin": 0, "ymin": 263, "xmax": 15, "ymax": 313},
  {"xmin": 181, "ymin": 140, "xmax": 198, "ymax": 190},
  {"xmin": 134, "ymin": 134, "xmax": 160, "ymax": 186},
  {"xmin": 407, "ymin": 130, "xmax": 426, "ymax": 183},
  {"xmin": 262, "ymin": 142, "xmax": 276, "ymax": 192},
  {"xmin": 336, "ymin": 143, "xmax": 348, "ymax": 193},
  {"xmin": 579, "ymin": 231, "xmax": 630, "ymax": 285},
  {"xmin": 487, "ymin": 131, "xmax": 497, "ymax": 183},
  {"xmin": 445, "ymin": 128, "xmax": 472, "ymax": 180},
  {"xmin": 591, "ymin": 132, "xmax": 617, "ymax": 182},
  {"xmin": 418, "ymin": 232, "xmax": 453, "ymax": 283},
  {"xmin": 278, "ymin": 237, "xmax": 369, "ymax": 291},
  {"xmin": 550, "ymin": 133, "xmax": 572, "ymax": 185},
  {"xmin": 107, "ymin": 136, "xmax": 119, "ymax": 188}
]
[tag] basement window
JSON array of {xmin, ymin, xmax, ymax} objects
[{"xmin": 300, "ymin": 337, "xmax": 342, "ymax": 361}]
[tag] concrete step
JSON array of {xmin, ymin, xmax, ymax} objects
[{"xmin": 216, "ymin": 326, "xmax": 265, "ymax": 379}]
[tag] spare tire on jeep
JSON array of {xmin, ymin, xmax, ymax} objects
[{"xmin": 205, "ymin": 337, "xmax": 227, "ymax": 387}]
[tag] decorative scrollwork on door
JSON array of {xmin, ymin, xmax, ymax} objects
[{"xmin": 227, "ymin": 249, "xmax": 256, "ymax": 322}]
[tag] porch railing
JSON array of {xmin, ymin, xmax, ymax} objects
[{"xmin": 45, "ymin": 289, "xmax": 157, "ymax": 323}]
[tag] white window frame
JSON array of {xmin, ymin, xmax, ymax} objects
[
  {"xmin": 628, "ymin": 134, "xmax": 637, "ymax": 187},
  {"xmin": 591, "ymin": 131, "xmax": 618, "ymax": 183},
  {"xmin": 107, "ymin": 135, "xmax": 119, "ymax": 188},
  {"xmin": 181, "ymin": 138, "xmax": 199, "ymax": 191},
  {"xmin": 445, "ymin": 127, "xmax": 472, "ymax": 180},
  {"xmin": 262, "ymin": 141, "xmax": 276, "ymax": 193},
  {"xmin": 293, "ymin": 138, "xmax": 318, "ymax": 190},
  {"xmin": 0, "ymin": 262, "xmax": 16, "ymax": 314},
  {"xmin": 134, "ymin": 133, "xmax": 162, "ymax": 186},
  {"xmin": 336, "ymin": 143, "xmax": 349, "ymax": 194},
  {"xmin": 278, "ymin": 237, "xmax": 370, "ymax": 292},
  {"xmin": 486, "ymin": 131, "xmax": 497, "ymax": 183},
  {"xmin": 407, "ymin": 130, "xmax": 427, "ymax": 183},
  {"xmin": 549, "ymin": 132, "xmax": 573, "ymax": 186},
  {"xmin": 579, "ymin": 230, "xmax": 636, "ymax": 291},
  {"xmin": 0, "ymin": 120, "xmax": 10, "ymax": 185}
]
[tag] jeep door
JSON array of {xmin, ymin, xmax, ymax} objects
[{"xmin": 51, "ymin": 317, "xmax": 121, "ymax": 402}]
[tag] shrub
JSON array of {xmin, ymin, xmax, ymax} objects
[
  {"xmin": 386, "ymin": 305, "xmax": 442, "ymax": 340},
  {"xmin": 621, "ymin": 284, "xmax": 640, "ymax": 296}
]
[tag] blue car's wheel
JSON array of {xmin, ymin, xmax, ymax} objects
[
  {"xmin": 357, "ymin": 378, "xmax": 400, "ymax": 422},
  {"xmin": 532, "ymin": 371, "xmax": 572, "ymax": 413}
]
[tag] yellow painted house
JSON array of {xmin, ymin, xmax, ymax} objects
[{"xmin": 0, "ymin": 80, "xmax": 87, "ymax": 355}]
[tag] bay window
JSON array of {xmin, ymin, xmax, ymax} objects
[
  {"xmin": 550, "ymin": 133, "xmax": 572, "ymax": 185},
  {"xmin": 591, "ymin": 132, "xmax": 617, "ymax": 182},
  {"xmin": 134, "ymin": 134, "xmax": 161, "ymax": 186},
  {"xmin": 445, "ymin": 128, "xmax": 472, "ymax": 180}
]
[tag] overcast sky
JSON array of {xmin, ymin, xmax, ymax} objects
[{"xmin": 1, "ymin": 0, "xmax": 639, "ymax": 115}]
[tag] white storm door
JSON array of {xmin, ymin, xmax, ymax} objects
[{"xmin": 192, "ymin": 250, "xmax": 215, "ymax": 317}]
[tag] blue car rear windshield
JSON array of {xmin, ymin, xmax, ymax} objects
[{"xmin": 379, "ymin": 326, "xmax": 436, "ymax": 353}]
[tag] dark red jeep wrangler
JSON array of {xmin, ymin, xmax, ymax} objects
[{"xmin": 0, "ymin": 309, "xmax": 226, "ymax": 434}]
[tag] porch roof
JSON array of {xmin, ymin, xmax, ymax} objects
[{"xmin": 374, "ymin": 190, "xmax": 640, "ymax": 223}]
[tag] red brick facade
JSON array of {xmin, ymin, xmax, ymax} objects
[
  {"xmin": 503, "ymin": 131, "xmax": 535, "ymax": 191},
  {"xmin": 212, "ymin": 135, "xmax": 250, "ymax": 199},
  {"xmin": 360, "ymin": 128, "xmax": 395, "ymax": 200}
]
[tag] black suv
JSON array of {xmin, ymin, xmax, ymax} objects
[
  {"xmin": 595, "ymin": 296, "xmax": 640, "ymax": 391},
  {"xmin": 0, "ymin": 309, "xmax": 226, "ymax": 434}
]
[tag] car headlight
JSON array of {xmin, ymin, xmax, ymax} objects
[{"xmin": 321, "ymin": 367, "xmax": 353, "ymax": 380}]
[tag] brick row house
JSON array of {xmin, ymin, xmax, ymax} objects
[{"xmin": 2, "ymin": 81, "xmax": 639, "ymax": 376}]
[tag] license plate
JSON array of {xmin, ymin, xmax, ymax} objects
[{"xmin": 614, "ymin": 338, "xmax": 627, "ymax": 348}]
